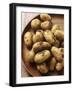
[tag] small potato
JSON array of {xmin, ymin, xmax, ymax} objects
[
  {"xmin": 51, "ymin": 24, "xmax": 61, "ymax": 33},
  {"xmin": 49, "ymin": 57, "xmax": 56, "ymax": 71},
  {"xmin": 41, "ymin": 21, "xmax": 52, "ymax": 30},
  {"xmin": 44, "ymin": 30, "xmax": 55, "ymax": 44},
  {"xmin": 33, "ymin": 30, "xmax": 44, "ymax": 43},
  {"xmin": 40, "ymin": 13, "xmax": 52, "ymax": 21},
  {"xmin": 56, "ymin": 63, "xmax": 63, "ymax": 71},
  {"xmin": 31, "ymin": 19, "xmax": 41, "ymax": 30},
  {"xmin": 34, "ymin": 50, "xmax": 51, "ymax": 64},
  {"xmin": 54, "ymin": 30, "xmax": 64, "ymax": 40},
  {"xmin": 32, "ymin": 42, "xmax": 51, "ymax": 53},
  {"xmin": 51, "ymin": 47, "xmax": 63, "ymax": 61},
  {"xmin": 28, "ymin": 50, "xmax": 35, "ymax": 63},
  {"xmin": 37, "ymin": 63, "xmax": 49, "ymax": 74},
  {"xmin": 24, "ymin": 32, "xmax": 32, "ymax": 47}
]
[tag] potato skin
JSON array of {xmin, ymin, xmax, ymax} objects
[
  {"xmin": 44, "ymin": 30, "xmax": 54, "ymax": 44},
  {"xmin": 54, "ymin": 30, "xmax": 64, "ymax": 40},
  {"xmin": 32, "ymin": 42, "xmax": 51, "ymax": 53},
  {"xmin": 49, "ymin": 57, "xmax": 56, "ymax": 71},
  {"xmin": 51, "ymin": 47, "xmax": 63, "ymax": 61},
  {"xmin": 31, "ymin": 19, "xmax": 41, "ymax": 30},
  {"xmin": 37, "ymin": 63, "xmax": 49, "ymax": 74},
  {"xmin": 28, "ymin": 50, "xmax": 35, "ymax": 63},
  {"xmin": 59, "ymin": 48, "xmax": 64, "ymax": 55},
  {"xmin": 56, "ymin": 63, "xmax": 63, "ymax": 71},
  {"xmin": 51, "ymin": 24, "xmax": 61, "ymax": 33},
  {"xmin": 40, "ymin": 13, "xmax": 52, "ymax": 21},
  {"xmin": 41, "ymin": 21, "xmax": 52, "ymax": 30},
  {"xmin": 24, "ymin": 32, "xmax": 32, "ymax": 47},
  {"xmin": 34, "ymin": 50, "xmax": 51, "ymax": 64},
  {"xmin": 33, "ymin": 30, "xmax": 44, "ymax": 43}
]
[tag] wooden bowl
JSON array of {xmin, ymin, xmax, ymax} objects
[{"xmin": 22, "ymin": 14, "xmax": 64, "ymax": 77}]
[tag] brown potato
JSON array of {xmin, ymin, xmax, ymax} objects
[
  {"xmin": 40, "ymin": 13, "xmax": 52, "ymax": 21},
  {"xmin": 28, "ymin": 50, "xmax": 35, "ymax": 63},
  {"xmin": 41, "ymin": 21, "xmax": 52, "ymax": 30},
  {"xmin": 33, "ymin": 30, "xmax": 44, "ymax": 43},
  {"xmin": 49, "ymin": 57, "xmax": 56, "ymax": 71},
  {"xmin": 32, "ymin": 42, "xmax": 51, "ymax": 53},
  {"xmin": 44, "ymin": 30, "xmax": 55, "ymax": 44},
  {"xmin": 56, "ymin": 62, "xmax": 63, "ymax": 71},
  {"xmin": 31, "ymin": 19, "xmax": 41, "ymax": 30},
  {"xmin": 24, "ymin": 32, "xmax": 32, "ymax": 47},
  {"xmin": 37, "ymin": 63, "xmax": 49, "ymax": 74},
  {"xmin": 54, "ymin": 30, "xmax": 64, "ymax": 40},
  {"xmin": 34, "ymin": 50, "xmax": 51, "ymax": 64},
  {"xmin": 51, "ymin": 47, "xmax": 63, "ymax": 61}
]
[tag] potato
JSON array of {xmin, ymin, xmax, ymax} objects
[
  {"xmin": 56, "ymin": 63, "xmax": 63, "ymax": 71},
  {"xmin": 44, "ymin": 30, "xmax": 55, "ymax": 44},
  {"xmin": 40, "ymin": 13, "xmax": 52, "ymax": 21},
  {"xmin": 28, "ymin": 50, "xmax": 35, "ymax": 63},
  {"xmin": 41, "ymin": 21, "xmax": 52, "ymax": 30},
  {"xmin": 51, "ymin": 47, "xmax": 63, "ymax": 61},
  {"xmin": 34, "ymin": 50, "xmax": 51, "ymax": 64},
  {"xmin": 31, "ymin": 19, "xmax": 41, "ymax": 30},
  {"xmin": 59, "ymin": 48, "xmax": 64, "ymax": 55},
  {"xmin": 49, "ymin": 57, "xmax": 56, "ymax": 71},
  {"xmin": 32, "ymin": 42, "xmax": 51, "ymax": 53},
  {"xmin": 37, "ymin": 63, "xmax": 49, "ymax": 74},
  {"xmin": 33, "ymin": 30, "xmax": 44, "ymax": 43},
  {"xmin": 24, "ymin": 32, "xmax": 32, "ymax": 47},
  {"xmin": 51, "ymin": 24, "xmax": 61, "ymax": 33},
  {"xmin": 54, "ymin": 30, "xmax": 64, "ymax": 40}
]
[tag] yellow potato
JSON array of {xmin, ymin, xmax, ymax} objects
[
  {"xmin": 31, "ymin": 19, "xmax": 41, "ymax": 30},
  {"xmin": 41, "ymin": 21, "xmax": 52, "ymax": 30},
  {"xmin": 28, "ymin": 50, "xmax": 35, "ymax": 63},
  {"xmin": 54, "ymin": 30, "xmax": 64, "ymax": 40},
  {"xmin": 34, "ymin": 50, "xmax": 51, "ymax": 64},
  {"xmin": 51, "ymin": 24, "xmax": 61, "ymax": 33},
  {"xmin": 56, "ymin": 63, "xmax": 63, "ymax": 71},
  {"xmin": 44, "ymin": 30, "xmax": 55, "ymax": 44},
  {"xmin": 49, "ymin": 57, "xmax": 56, "ymax": 71},
  {"xmin": 37, "ymin": 63, "xmax": 49, "ymax": 74},
  {"xmin": 40, "ymin": 13, "xmax": 52, "ymax": 21},
  {"xmin": 51, "ymin": 47, "xmax": 63, "ymax": 61},
  {"xmin": 33, "ymin": 30, "xmax": 44, "ymax": 43},
  {"xmin": 32, "ymin": 42, "xmax": 51, "ymax": 53},
  {"xmin": 24, "ymin": 32, "xmax": 32, "ymax": 47}
]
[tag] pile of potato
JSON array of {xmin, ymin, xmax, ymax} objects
[{"xmin": 24, "ymin": 13, "xmax": 64, "ymax": 75}]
